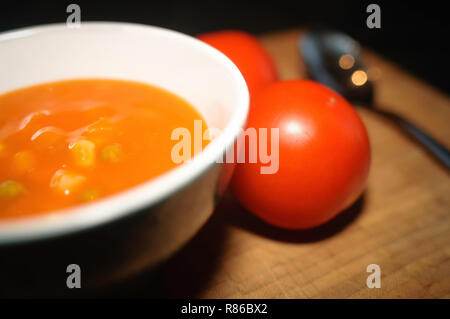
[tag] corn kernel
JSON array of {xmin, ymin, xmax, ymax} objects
[
  {"xmin": 81, "ymin": 189, "xmax": 99, "ymax": 202},
  {"xmin": 0, "ymin": 180, "xmax": 26, "ymax": 198},
  {"xmin": 12, "ymin": 151, "xmax": 35, "ymax": 174},
  {"xmin": 50, "ymin": 169, "xmax": 86, "ymax": 195},
  {"xmin": 101, "ymin": 143, "xmax": 123, "ymax": 163},
  {"xmin": 70, "ymin": 140, "xmax": 96, "ymax": 168}
]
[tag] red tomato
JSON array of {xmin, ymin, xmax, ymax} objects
[
  {"xmin": 231, "ymin": 80, "xmax": 371, "ymax": 229},
  {"xmin": 197, "ymin": 30, "xmax": 278, "ymax": 96}
]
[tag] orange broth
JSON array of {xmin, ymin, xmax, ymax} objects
[{"xmin": 0, "ymin": 79, "xmax": 208, "ymax": 219}]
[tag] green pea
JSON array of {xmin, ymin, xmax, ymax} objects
[
  {"xmin": 81, "ymin": 189, "xmax": 99, "ymax": 202},
  {"xmin": 101, "ymin": 143, "xmax": 123, "ymax": 163},
  {"xmin": 0, "ymin": 180, "xmax": 26, "ymax": 198}
]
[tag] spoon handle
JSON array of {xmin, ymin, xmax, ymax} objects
[{"xmin": 372, "ymin": 108, "xmax": 450, "ymax": 169}]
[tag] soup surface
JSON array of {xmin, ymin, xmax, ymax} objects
[{"xmin": 0, "ymin": 79, "xmax": 208, "ymax": 219}]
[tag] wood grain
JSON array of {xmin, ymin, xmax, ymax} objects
[{"xmin": 128, "ymin": 29, "xmax": 450, "ymax": 299}]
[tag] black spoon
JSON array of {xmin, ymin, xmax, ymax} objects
[{"xmin": 300, "ymin": 27, "xmax": 450, "ymax": 169}]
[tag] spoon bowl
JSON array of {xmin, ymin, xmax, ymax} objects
[{"xmin": 300, "ymin": 27, "xmax": 450, "ymax": 168}]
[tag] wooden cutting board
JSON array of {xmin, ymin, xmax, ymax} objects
[{"xmin": 129, "ymin": 29, "xmax": 450, "ymax": 299}]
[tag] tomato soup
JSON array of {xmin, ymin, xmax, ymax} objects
[{"xmin": 0, "ymin": 79, "xmax": 208, "ymax": 219}]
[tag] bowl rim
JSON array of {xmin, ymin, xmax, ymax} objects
[{"xmin": 0, "ymin": 22, "xmax": 249, "ymax": 244}]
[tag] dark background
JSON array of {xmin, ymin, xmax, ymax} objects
[{"xmin": 1, "ymin": 0, "xmax": 448, "ymax": 92}]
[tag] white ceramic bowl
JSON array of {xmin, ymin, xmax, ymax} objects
[{"xmin": 0, "ymin": 22, "xmax": 248, "ymax": 294}]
